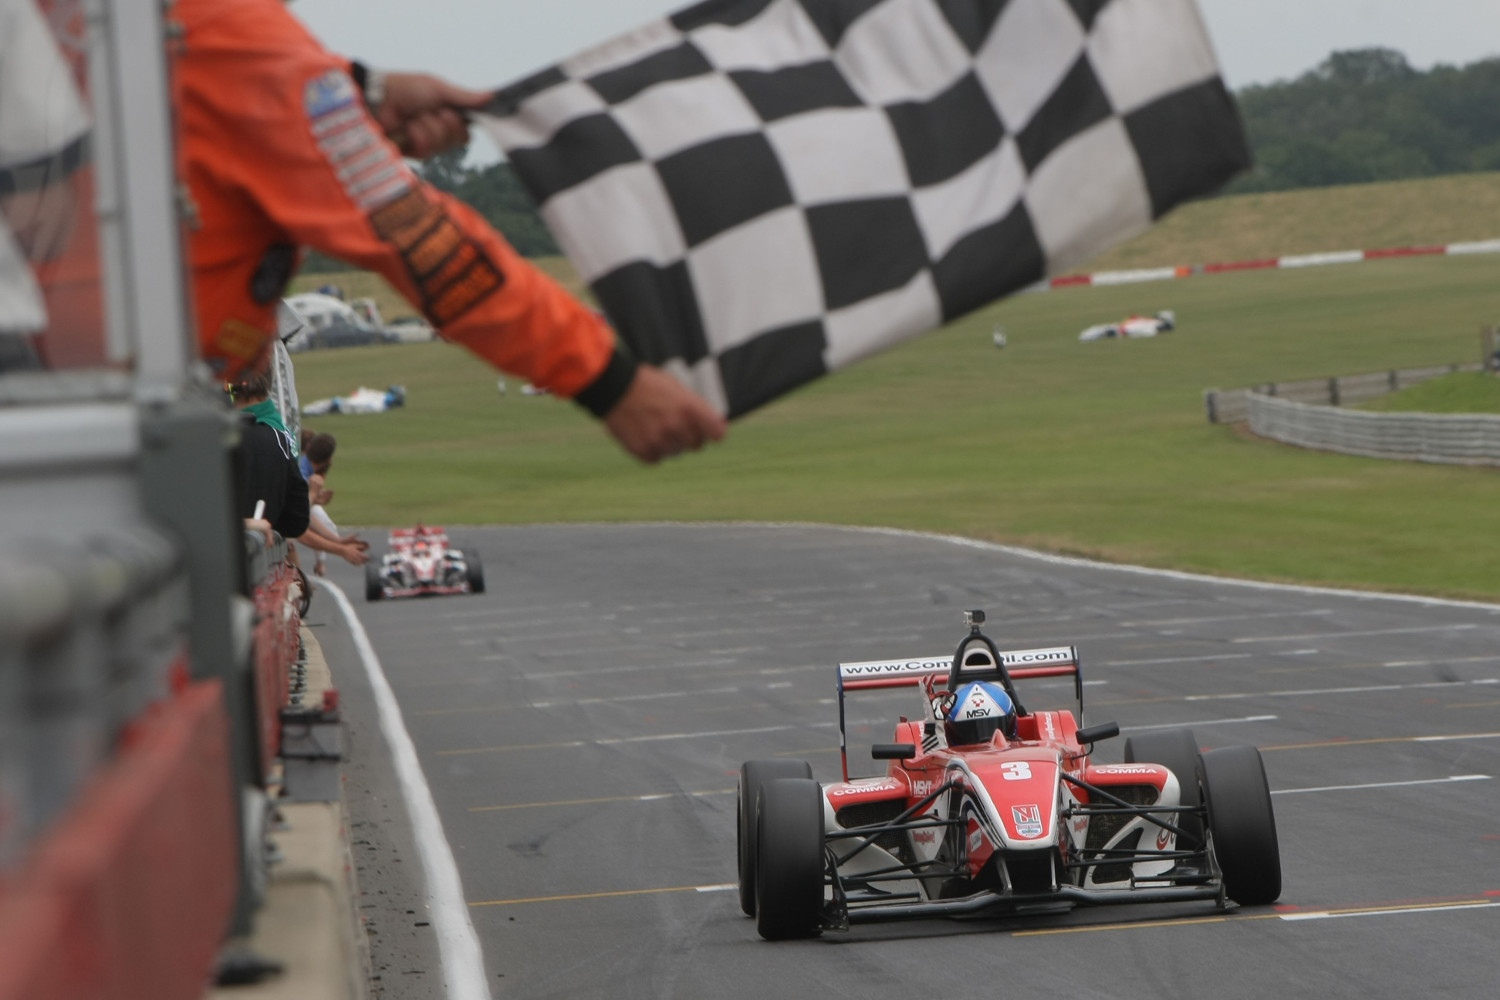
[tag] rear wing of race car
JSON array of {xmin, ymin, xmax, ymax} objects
[
  {"xmin": 836, "ymin": 646, "xmax": 1083, "ymax": 780},
  {"xmin": 389, "ymin": 526, "xmax": 451, "ymax": 546}
]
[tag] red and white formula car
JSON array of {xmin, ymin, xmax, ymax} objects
[
  {"xmin": 737, "ymin": 610, "xmax": 1281, "ymax": 940},
  {"xmin": 1077, "ymin": 310, "xmax": 1175, "ymax": 341},
  {"xmin": 364, "ymin": 526, "xmax": 484, "ymax": 601}
]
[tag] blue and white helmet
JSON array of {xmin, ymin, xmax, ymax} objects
[{"xmin": 944, "ymin": 681, "xmax": 1017, "ymax": 745}]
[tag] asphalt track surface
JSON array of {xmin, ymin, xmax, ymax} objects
[{"xmin": 313, "ymin": 523, "xmax": 1500, "ymax": 1000}]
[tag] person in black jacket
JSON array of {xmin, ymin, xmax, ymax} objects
[{"xmin": 231, "ymin": 369, "xmax": 309, "ymax": 542}]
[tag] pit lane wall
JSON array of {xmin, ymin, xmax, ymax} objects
[
  {"xmin": 0, "ymin": 4, "xmax": 364, "ymax": 995},
  {"xmin": 0, "ymin": 528, "xmax": 237, "ymax": 1000},
  {"xmin": 0, "ymin": 516, "xmax": 350, "ymax": 999}
]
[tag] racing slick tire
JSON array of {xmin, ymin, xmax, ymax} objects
[
  {"xmin": 755, "ymin": 778, "xmax": 826, "ymax": 941},
  {"xmin": 291, "ymin": 563, "xmax": 313, "ymax": 617},
  {"xmin": 364, "ymin": 562, "xmax": 384, "ymax": 602},
  {"xmin": 737, "ymin": 759, "xmax": 813, "ymax": 917},
  {"xmin": 1124, "ymin": 728, "xmax": 1204, "ymax": 850},
  {"xmin": 1200, "ymin": 745, "xmax": 1282, "ymax": 905},
  {"xmin": 466, "ymin": 551, "xmax": 486, "ymax": 594}
]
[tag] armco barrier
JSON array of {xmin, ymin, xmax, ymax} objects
[
  {"xmin": 1246, "ymin": 394, "xmax": 1500, "ymax": 467},
  {"xmin": 1204, "ymin": 363, "xmax": 1482, "ymax": 425}
]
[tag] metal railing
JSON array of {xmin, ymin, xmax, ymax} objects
[
  {"xmin": 1245, "ymin": 394, "xmax": 1500, "ymax": 467},
  {"xmin": 1203, "ymin": 363, "xmax": 1483, "ymax": 425}
]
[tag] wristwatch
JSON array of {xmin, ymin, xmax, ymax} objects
[{"xmin": 349, "ymin": 61, "xmax": 387, "ymax": 114}]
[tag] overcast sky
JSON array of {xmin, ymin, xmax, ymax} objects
[{"xmin": 291, "ymin": 0, "xmax": 1500, "ymax": 159}]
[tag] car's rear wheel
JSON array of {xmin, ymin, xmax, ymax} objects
[
  {"xmin": 1124, "ymin": 727, "xmax": 1204, "ymax": 851},
  {"xmin": 737, "ymin": 759, "xmax": 812, "ymax": 916},
  {"xmin": 755, "ymin": 777, "xmax": 825, "ymax": 940},
  {"xmin": 364, "ymin": 562, "xmax": 384, "ymax": 602},
  {"xmin": 1200, "ymin": 745, "xmax": 1281, "ymax": 905},
  {"xmin": 465, "ymin": 551, "xmax": 485, "ymax": 594}
]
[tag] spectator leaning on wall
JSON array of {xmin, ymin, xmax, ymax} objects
[
  {"xmin": 304, "ymin": 471, "xmax": 367, "ymax": 576},
  {"xmin": 231, "ymin": 368, "xmax": 310, "ymax": 543}
]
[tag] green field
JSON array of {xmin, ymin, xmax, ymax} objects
[
  {"xmin": 1081, "ymin": 171, "xmax": 1500, "ymax": 273},
  {"xmin": 295, "ymin": 251, "xmax": 1500, "ymax": 600},
  {"xmin": 1362, "ymin": 369, "xmax": 1500, "ymax": 413}
]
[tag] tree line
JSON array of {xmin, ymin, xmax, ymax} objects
[
  {"xmin": 1230, "ymin": 47, "xmax": 1500, "ymax": 192},
  {"xmin": 301, "ymin": 47, "xmax": 1500, "ymax": 273}
]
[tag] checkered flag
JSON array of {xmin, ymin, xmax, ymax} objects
[{"xmin": 479, "ymin": 0, "xmax": 1249, "ymax": 417}]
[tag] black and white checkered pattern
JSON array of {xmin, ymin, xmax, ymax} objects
[{"xmin": 479, "ymin": 0, "xmax": 1248, "ymax": 417}]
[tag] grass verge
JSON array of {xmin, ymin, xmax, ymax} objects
[
  {"xmin": 1360, "ymin": 370, "xmax": 1500, "ymax": 413},
  {"xmin": 294, "ymin": 253, "xmax": 1500, "ymax": 601}
]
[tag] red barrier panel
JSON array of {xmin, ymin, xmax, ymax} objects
[
  {"xmin": 1049, "ymin": 274, "xmax": 1093, "ymax": 288},
  {"xmin": 1203, "ymin": 257, "xmax": 1279, "ymax": 273},
  {"xmin": 252, "ymin": 563, "xmax": 301, "ymax": 779},
  {"xmin": 0, "ymin": 680, "xmax": 238, "ymax": 1000}
]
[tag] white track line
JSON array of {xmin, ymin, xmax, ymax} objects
[
  {"xmin": 1101, "ymin": 653, "xmax": 1253, "ymax": 667},
  {"xmin": 417, "ymin": 685, "xmax": 744, "ymax": 716},
  {"xmin": 1232, "ymin": 624, "xmax": 1481, "ymax": 643},
  {"xmin": 1273, "ymin": 775, "xmax": 1490, "ymax": 795},
  {"xmin": 1121, "ymin": 610, "xmax": 1334, "ymax": 627},
  {"xmin": 1185, "ymin": 679, "xmax": 1496, "ymax": 702},
  {"xmin": 1124, "ymin": 714, "xmax": 1276, "ymax": 731},
  {"xmin": 318, "ymin": 580, "xmax": 491, "ymax": 1000},
  {"xmin": 1280, "ymin": 901, "xmax": 1500, "ymax": 922},
  {"xmin": 1383, "ymin": 655, "xmax": 1500, "ymax": 668}
]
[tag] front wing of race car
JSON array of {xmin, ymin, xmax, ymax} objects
[
  {"xmin": 365, "ymin": 559, "xmax": 480, "ymax": 601},
  {"xmin": 376, "ymin": 582, "xmax": 473, "ymax": 600},
  {"xmin": 824, "ymin": 777, "xmax": 1222, "ymax": 930}
]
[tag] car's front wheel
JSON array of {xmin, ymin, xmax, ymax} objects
[
  {"xmin": 737, "ymin": 759, "xmax": 812, "ymax": 917},
  {"xmin": 755, "ymin": 777, "xmax": 825, "ymax": 941},
  {"xmin": 364, "ymin": 562, "xmax": 384, "ymax": 602},
  {"xmin": 465, "ymin": 551, "xmax": 485, "ymax": 594},
  {"xmin": 1124, "ymin": 727, "xmax": 1204, "ymax": 851},
  {"xmin": 1201, "ymin": 745, "xmax": 1281, "ymax": 905}
]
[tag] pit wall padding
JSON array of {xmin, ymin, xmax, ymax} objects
[{"xmin": 0, "ymin": 679, "xmax": 238, "ymax": 1000}]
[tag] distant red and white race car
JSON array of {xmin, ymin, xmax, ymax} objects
[
  {"xmin": 364, "ymin": 526, "xmax": 484, "ymax": 601},
  {"xmin": 1078, "ymin": 310, "xmax": 1176, "ymax": 341},
  {"xmin": 737, "ymin": 610, "xmax": 1281, "ymax": 940}
]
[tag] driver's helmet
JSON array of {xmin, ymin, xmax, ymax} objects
[
  {"xmin": 414, "ymin": 541, "xmax": 429, "ymax": 556},
  {"xmin": 942, "ymin": 681, "xmax": 1016, "ymax": 746}
]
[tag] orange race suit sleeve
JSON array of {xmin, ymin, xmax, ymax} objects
[{"xmin": 174, "ymin": 0, "xmax": 634, "ymax": 415}]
